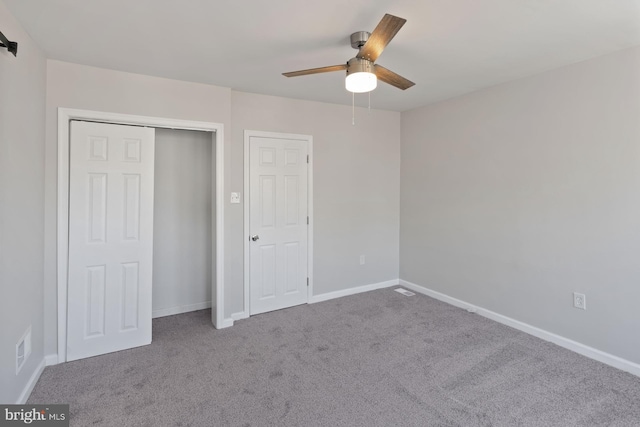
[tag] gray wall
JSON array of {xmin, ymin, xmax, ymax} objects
[
  {"xmin": 153, "ymin": 129, "xmax": 214, "ymax": 316},
  {"xmin": 230, "ymin": 92, "xmax": 401, "ymax": 314},
  {"xmin": 400, "ymin": 46, "xmax": 640, "ymax": 364},
  {"xmin": 44, "ymin": 61, "xmax": 400, "ymax": 355},
  {"xmin": 39, "ymin": 31, "xmax": 639, "ymax": 370},
  {"xmin": 0, "ymin": 1, "xmax": 46, "ymax": 402}
]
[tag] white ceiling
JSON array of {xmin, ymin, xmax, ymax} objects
[{"xmin": 5, "ymin": 0, "xmax": 640, "ymax": 111}]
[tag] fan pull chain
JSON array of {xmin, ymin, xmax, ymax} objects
[
  {"xmin": 368, "ymin": 91, "xmax": 371, "ymax": 112},
  {"xmin": 352, "ymin": 91, "xmax": 355, "ymax": 125}
]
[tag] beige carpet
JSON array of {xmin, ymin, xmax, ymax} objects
[{"xmin": 29, "ymin": 288, "xmax": 640, "ymax": 426}]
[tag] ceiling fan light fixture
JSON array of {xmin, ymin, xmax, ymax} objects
[
  {"xmin": 345, "ymin": 72, "xmax": 377, "ymax": 93},
  {"xmin": 283, "ymin": 14, "xmax": 415, "ymax": 93},
  {"xmin": 345, "ymin": 58, "xmax": 377, "ymax": 93}
]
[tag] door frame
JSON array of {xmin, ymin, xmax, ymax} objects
[
  {"xmin": 57, "ymin": 108, "xmax": 225, "ymax": 363},
  {"xmin": 242, "ymin": 130, "xmax": 313, "ymax": 319}
]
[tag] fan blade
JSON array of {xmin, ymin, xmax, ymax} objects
[
  {"xmin": 357, "ymin": 14, "xmax": 406, "ymax": 62},
  {"xmin": 283, "ymin": 64, "xmax": 347, "ymax": 77},
  {"xmin": 374, "ymin": 64, "xmax": 415, "ymax": 90}
]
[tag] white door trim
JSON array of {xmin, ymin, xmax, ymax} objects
[
  {"xmin": 57, "ymin": 107, "xmax": 225, "ymax": 363},
  {"xmin": 242, "ymin": 130, "xmax": 313, "ymax": 319}
]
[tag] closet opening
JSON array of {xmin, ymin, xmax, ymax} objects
[
  {"xmin": 56, "ymin": 109, "xmax": 225, "ymax": 364},
  {"xmin": 152, "ymin": 128, "xmax": 215, "ymax": 320}
]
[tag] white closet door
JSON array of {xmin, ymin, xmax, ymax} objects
[
  {"xmin": 67, "ymin": 120, "xmax": 155, "ymax": 361},
  {"xmin": 249, "ymin": 136, "xmax": 308, "ymax": 315}
]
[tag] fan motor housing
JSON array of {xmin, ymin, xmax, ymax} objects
[
  {"xmin": 350, "ymin": 31, "xmax": 371, "ymax": 49},
  {"xmin": 346, "ymin": 57, "xmax": 374, "ymax": 75}
]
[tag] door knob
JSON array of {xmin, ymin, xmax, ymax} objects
[{"xmin": 251, "ymin": 235, "xmax": 259, "ymax": 241}]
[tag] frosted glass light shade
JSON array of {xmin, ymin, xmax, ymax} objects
[{"xmin": 345, "ymin": 72, "xmax": 377, "ymax": 93}]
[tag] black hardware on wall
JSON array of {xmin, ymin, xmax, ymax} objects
[{"xmin": 0, "ymin": 30, "xmax": 18, "ymax": 57}]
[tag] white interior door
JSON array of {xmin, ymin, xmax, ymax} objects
[
  {"xmin": 249, "ymin": 136, "xmax": 309, "ymax": 315},
  {"xmin": 67, "ymin": 120, "xmax": 155, "ymax": 361}
]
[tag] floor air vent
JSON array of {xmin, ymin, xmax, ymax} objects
[{"xmin": 394, "ymin": 288, "xmax": 415, "ymax": 297}]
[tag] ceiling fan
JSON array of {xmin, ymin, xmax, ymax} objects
[{"xmin": 283, "ymin": 14, "xmax": 415, "ymax": 93}]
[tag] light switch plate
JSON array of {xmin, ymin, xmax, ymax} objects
[
  {"xmin": 573, "ymin": 292, "xmax": 586, "ymax": 310},
  {"xmin": 230, "ymin": 192, "xmax": 241, "ymax": 204}
]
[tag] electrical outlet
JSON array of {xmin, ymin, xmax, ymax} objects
[
  {"xmin": 573, "ymin": 292, "xmax": 586, "ymax": 310},
  {"xmin": 230, "ymin": 192, "xmax": 241, "ymax": 204},
  {"xmin": 359, "ymin": 255, "xmax": 365, "ymax": 265}
]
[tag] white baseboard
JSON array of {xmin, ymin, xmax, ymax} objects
[
  {"xmin": 16, "ymin": 358, "xmax": 45, "ymax": 404},
  {"xmin": 399, "ymin": 279, "xmax": 640, "ymax": 378},
  {"xmin": 44, "ymin": 354, "xmax": 58, "ymax": 366},
  {"xmin": 231, "ymin": 311, "xmax": 249, "ymax": 322},
  {"xmin": 309, "ymin": 279, "xmax": 398, "ymax": 304},
  {"xmin": 226, "ymin": 280, "xmax": 398, "ymax": 324},
  {"xmin": 152, "ymin": 301, "xmax": 211, "ymax": 319}
]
